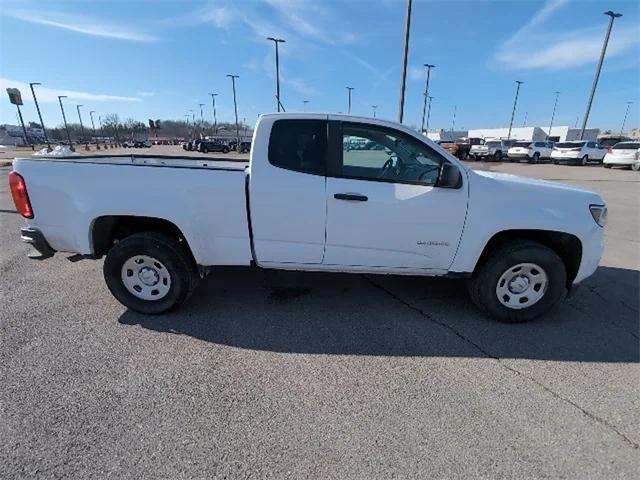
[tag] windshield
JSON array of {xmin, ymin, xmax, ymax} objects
[
  {"xmin": 612, "ymin": 142, "xmax": 639, "ymax": 150},
  {"xmin": 556, "ymin": 142, "xmax": 585, "ymax": 148}
]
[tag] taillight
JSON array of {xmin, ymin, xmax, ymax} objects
[
  {"xmin": 607, "ymin": 147, "xmax": 613, "ymax": 153},
  {"xmin": 8, "ymin": 172, "xmax": 33, "ymax": 218}
]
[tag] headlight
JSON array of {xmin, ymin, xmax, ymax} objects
[{"xmin": 589, "ymin": 205, "xmax": 607, "ymax": 227}]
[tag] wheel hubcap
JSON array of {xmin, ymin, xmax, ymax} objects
[
  {"xmin": 121, "ymin": 255, "xmax": 171, "ymax": 300},
  {"xmin": 496, "ymin": 262, "xmax": 548, "ymax": 310}
]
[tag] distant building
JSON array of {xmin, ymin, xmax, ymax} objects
[
  {"xmin": 467, "ymin": 126, "xmax": 600, "ymax": 142},
  {"xmin": 425, "ymin": 129, "xmax": 468, "ymax": 142},
  {"xmin": 0, "ymin": 124, "xmax": 45, "ymax": 146}
]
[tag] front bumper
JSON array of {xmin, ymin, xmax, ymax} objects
[{"xmin": 20, "ymin": 228, "xmax": 56, "ymax": 260}]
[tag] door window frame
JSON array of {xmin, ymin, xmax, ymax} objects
[{"xmin": 326, "ymin": 120, "xmax": 454, "ymax": 187}]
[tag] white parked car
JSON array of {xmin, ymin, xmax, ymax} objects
[
  {"xmin": 551, "ymin": 141, "xmax": 606, "ymax": 166},
  {"xmin": 470, "ymin": 140, "xmax": 515, "ymax": 161},
  {"xmin": 507, "ymin": 141, "xmax": 554, "ymax": 163},
  {"xmin": 603, "ymin": 142, "xmax": 640, "ymax": 170},
  {"xmin": 10, "ymin": 113, "xmax": 606, "ymax": 323}
]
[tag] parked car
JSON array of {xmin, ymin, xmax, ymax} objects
[
  {"xmin": 551, "ymin": 141, "xmax": 606, "ymax": 165},
  {"xmin": 10, "ymin": 113, "xmax": 606, "ymax": 323},
  {"xmin": 228, "ymin": 141, "xmax": 252, "ymax": 153},
  {"xmin": 133, "ymin": 140, "xmax": 150, "ymax": 148},
  {"xmin": 597, "ymin": 136, "xmax": 630, "ymax": 149},
  {"xmin": 603, "ymin": 141, "xmax": 640, "ymax": 169},
  {"xmin": 198, "ymin": 140, "xmax": 230, "ymax": 154},
  {"xmin": 441, "ymin": 137, "xmax": 484, "ymax": 160},
  {"xmin": 470, "ymin": 139, "xmax": 515, "ymax": 161},
  {"xmin": 122, "ymin": 140, "xmax": 135, "ymax": 148},
  {"xmin": 507, "ymin": 141, "xmax": 554, "ymax": 163}
]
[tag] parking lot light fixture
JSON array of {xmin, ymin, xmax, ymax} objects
[
  {"xmin": 303, "ymin": 100, "xmax": 309, "ymax": 112},
  {"xmin": 89, "ymin": 111, "xmax": 100, "ymax": 150},
  {"xmin": 209, "ymin": 93, "xmax": 218, "ymax": 135},
  {"xmin": 620, "ymin": 101, "xmax": 633, "ymax": 135},
  {"xmin": 267, "ymin": 37, "xmax": 286, "ymax": 112},
  {"xmin": 420, "ymin": 64, "xmax": 435, "ymax": 133},
  {"xmin": 57, "ymin": 95, "xmax": 74, "ymax": 151},
  {"xmin": 548, "ymin": 91, "xmax": 560, "ymax": 139},
  {"xmin": 451, "ymin": 104, "xmax": 457, "ymax": 133},
  {"xmin": 29, "ymin": 83, "xmax": 51, "ymax": 151},
  {"xmin": 346, "ymin": 87, "xmax": 354, "ymax": 114},
  {"xmin": 426, "ymin": 96, "xmax": 434, "ymax": 132},
  {"xmin": 507, "ymin": 80, "xmax": 524, "ymax": 140},
  {"xmin": 372, "ymin": 105, "xmax": 378, "ymax": 118},
  {"xmin": 227, "ymin": 74, "xmax": 241, "ymax": 151},
  {"xmin": 76, "ymin": 104, "xmax": 89, "ymax": 150},
  {"xmin": 580, "ymin": 11, "xmax": 622, "ymax": 140}
]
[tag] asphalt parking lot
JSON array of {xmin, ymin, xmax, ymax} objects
[{"xmin": 1, "ymin": 159, "xmax": 638, "ymax": 478}]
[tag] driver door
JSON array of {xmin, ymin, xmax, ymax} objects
[{"xmin": 323, "ymin": 120, "xmax": 468, "ymax": 271}]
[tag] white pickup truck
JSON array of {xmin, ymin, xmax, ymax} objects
[{"xmin": 9, "ymin": 113, "xmax": 606, "ymax": 322}]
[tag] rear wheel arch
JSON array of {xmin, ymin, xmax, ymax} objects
[
  {"xmin": 90, "ymin": 215, "xmax": 196, "ymax": 262},
  {"xmin": 474, "ymin": 229, "xmax": 582, "ymax": 287}
]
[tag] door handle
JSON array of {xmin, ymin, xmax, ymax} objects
[{"xmin": 334, "ymin": 193, "xmax": 368, "ymax": 202}]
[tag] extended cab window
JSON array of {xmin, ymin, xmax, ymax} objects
[
  {"xmin": 268, "ymin": 120, "xmax": 327, "ymax": 175},
  {"xmin": 340, "ymin": 122, "xmax": 443, "ymax": 186}
]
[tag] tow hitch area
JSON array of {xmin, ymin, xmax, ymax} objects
[{"xmin": 20, "ymin": 228, "xmax": 55, "ymax": 260}]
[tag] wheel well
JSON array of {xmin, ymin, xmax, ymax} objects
[
  {"xmin": 475, "ymin": 230, "xmax": 582, "ymax": 286},
  {"xmin": 91, "ymin": 215, "xmax": 194, "ymax": 259}
]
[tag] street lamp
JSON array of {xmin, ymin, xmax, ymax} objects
[
  {"xmin": 420, "ymin": 64, "xmax": 435, "ymax": 133},
  {"xmin": 209, "ymin": 93, "xmax": 218, "ymax": 136},
  {"xmin": 303, "ymin": 100, "xmax": 309, "ymax": 112},
  {"xmin": 426, "ymin": 96, "xmax": 434, "ymax": 132},
  {"xmin": 29, "ymin": 82, "xmax": 51, "ymax": 150},
  {"xmin": 451, "ymin": 104, "xmax": 457, "ymax": 133},
  {"xmin": 227, "ymin": 74, "xmax": 241, "ymax": 152},
  {"xmin": 76, "ymin": 104, "xmax": 89, "ymax": 150},
  {"xmin": 267, "ymin": 37, "xmax": 286, "ymax": 112},
  {"xmin": 89, "ymin": 110, "xmax": 100, "ymax": 149},
  {"xmin": 372, "ymin": 105, "xmax": 378, "ymax": 118},
  {"xmin": 507, "ymin": 80, "xmax": 524, "ymax": 140},
  {"xmin": 346, "ymin": 86, "xmax": 354, "ymax": 114},
  {"xmin": 580, "ymin": 11, "xmax": 622, "ymax": 139},
  {"xmin": 398, "ymin": 0, "xmax": 412, "ymax": 123},
  {"xmin": 548, "ymin": 91, "xmax": 560, "ymax": 139},
  {"xmin": 57, "ymin": 95, "xmax": 74, "ymax": 151},
  {"xmin": 620, "ymin": 101, "xmax": 633, "ymax": 135},
  {"xmin": 199, "ymin": 103, "xmax": 205, "ymax": 126},
  {"xmin": 522, "ymin": 111, "xmax": 528, "ymax": 128}
]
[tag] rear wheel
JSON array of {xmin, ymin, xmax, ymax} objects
[
  {"xmin": 222, "ymin": 146, "xmax": 229, "ymax": 153},
  {"xmin": 467, "ymin": 240, "xmax": 566, "ymax": 323},
  {"xmin": 603, "ymin": 163, "xmax": 612, "ymax": 169},
  {"xmin": 632, "ymin": 163, "xmax": 640, "ymax": 172},
  {"xmin": 201, "ymin": 146, "xmax": 208, "ymax": 153},
  {"xmin": 493, "ymin": 151, "xmax": 502, "ymax": 162},
  {"xmin": 531, "ymin": 152, "xmax": 540, "ymax": 164},
  {"xmin": 103, "ymin": 232, "xmax": 199, "ymax": 314}
]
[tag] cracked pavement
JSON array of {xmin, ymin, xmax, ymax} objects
[{"xmin": 1, "ymin": 162, "xmax": 638, "ymax": 479}]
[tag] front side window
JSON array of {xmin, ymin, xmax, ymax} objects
[
  {"xmin": 341, "ymin": 122, "xmax": 443, "ymax": 186},
  {"xmin": 268, "ymin": 120, "xmax": 327, "ymax": 175}
]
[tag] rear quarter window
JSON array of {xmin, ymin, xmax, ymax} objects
[{"xmin": 268, "ymin": 120, "xmax": 327, "ymax": 175}]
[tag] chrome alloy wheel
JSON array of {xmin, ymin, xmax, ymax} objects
[
  {"xmin": 496, "ymin": 262, "xmax": 548, "ymax": 310},
  {"xmin": 121, "ymin": 255, "xmax": 171, "ymax": 300}
]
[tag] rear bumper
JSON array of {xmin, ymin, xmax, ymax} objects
[
  {"xmin": 507, "ymin": 153, "xmax": 529, "ymax": 159},
  {"xmin": 603, "ymin": 157, "xmax": 635, "ymax": 165},
  {"xmin": 20, "ymin": 227, "xmax": 56, "ymax": 260}
]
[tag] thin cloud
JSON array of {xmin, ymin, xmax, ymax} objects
[
  {"xmin": 0, "ymin": 78, "xmax": 142, "ymax": 103},
  {"xmin": 495, "ymin": 0, "xmax": 639, "ymax": 70},
  {"xmin": 3, "ymin": 8, "xmax": 157, "ymax": 42},
  {"xmin": 137, "ymin": 91, "xmax": 156, "ymax": 97}
]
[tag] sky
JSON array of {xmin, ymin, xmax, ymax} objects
[{"xmin": 1, "ymin": 0, "xmax": 639, "ymax": 132}]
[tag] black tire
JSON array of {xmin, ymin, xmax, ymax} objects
[
  {"xmin": 632, "ymin": 163, "xmax": 640, "ymax": 172},
  {"xmin": 581, "ymin": 155, "xmax": 589, "ymax": 166},
  {"xmin": 222, "ymin": 147, "xmax": 229, "ymax": 153},
  {"xmin": 201, "ymin": 146, "xmax": 208, "ymax": 153},
  {"xmin": 103, "ymin": 232, "xmax": 199, "ymax": 314},
  {"xmin": 494, "ymin": 151, "xmax": 502, "ymax": 162},
  {"xmin": 467, "ymin": 240, "xmax": 567, "ymax": 323},
  {"xmin": 531, "ymin": 152, "xmax": 540, "ymax": 164},
  {"xmin": 603, "ymin": 163, "xmax": 612, "ymax": 169}
]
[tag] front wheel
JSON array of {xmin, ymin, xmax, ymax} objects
[
  {"xmin": 581, "ymin": 155, "xmax": 589, "ymax": 166},
  {"xmin": 603, "ymin": 163, "xmax": 612, "ymax": 169},
  {"xmin": 103, "ymin": 232, "xmax": 199, "ymax": 314},
  {"xmin": 467, "ymin": 240, "xmax": 567, "ymax": 323},
  {"xmin": 531, "ymin": 152, "xmax": 540, "ymax": 164},
  {"xmin": 632, "ymin": 163, "xmax": 640, "ymax": 172}
]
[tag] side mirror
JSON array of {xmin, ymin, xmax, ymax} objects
[{"xmin": 437, "ymin": 162, "xmax": 463, "ymax": 189}]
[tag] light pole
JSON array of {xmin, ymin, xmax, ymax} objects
[
  {"xmin": 267, "ymin": 37, "xmax": 286, "ymax": 111},
  {"xmin": 303, "ymin": 100, "xmax": 309, "ymax": 112},
  {"xmin": 620, "ymin": 101, "xmax": 633, "ymax": 135},
  {"xmin": 29, "ymin": 82, "xmax": 51, "ymax": 150},
  {"xmin": 580, "ymin": 11, "xmax": 622, "ymax": 140},
  {"xmin": 98, "ymin": 115, "xmax": 106, "ymax": 148},
  {"xmin": 522, "ymin": 111, "xmax": 528, "ymax": 127},
  {"xmin": 184, "ymin": 114, "xmax": 191, "ymax": 140},
  {"xmin": 426, "ymin": 96, "xmax": 434, "ymax": 132},
  {"xmin": 398, "ymin": 0, "xmax": 412, "ymax": 123},
  {"xmin": 57, "ymin": 95, "xmax": 73, "ymax": 151},
  {"xmin": 420, "ymin": 64, "xmax": 435, "ymax": 133},
  {"xmin": 548, "ymin": 91, "xmax": 560, "ymax": 139},
  {"xmin": 346, "ymin": 86, "xmax": 354, "ymax": 114},
  {"xmin": 89, "ymin": 110, "xmax": 100, "ymax": 149},
  {"xmin": 451, "ymin": 105, "xmax": 457, "ymax": 133},
  {"xmin": 507, "ymin": 80, "xmax": 524, "ymax": 140},
  {"xmin": 209, "ymin": 93, "xmax": 218, "ymax": 135},
  {"xmin": 199, "ymin": 103, "xmax": 205, "ymax": 126},
  {"xmin": 227, "ymin": 74, "xmax": 240, "ymax": 152},
  {"xmin": 372, "ymin": 105, "xmax": 378, "ymax": 118},
  {"xmin": 76, "ymin": 104, "xmax": 89, "ymax": 150}
]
